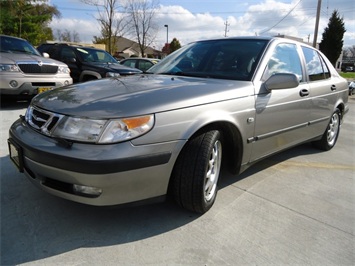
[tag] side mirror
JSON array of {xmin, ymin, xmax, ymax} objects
[
  {"xmin": 42, "ymin": 52, "xmax": 50, "ymax": 58},
  {"xmin": 65, "ymin": 57, "xmax": 76, "ymax": 63},
  {"xmin": 265, "ymin": 73, "xmax": 299, "ymax": 91}
]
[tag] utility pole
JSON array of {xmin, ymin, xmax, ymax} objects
[
  {"xmin": 313, "ymin": 0, "xmax": 322, "ymax": 48},
  {"xmin": 224, "ymin": 20, "xmax": 230, "ymax": 37}
]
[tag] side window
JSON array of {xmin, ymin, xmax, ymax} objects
[
  {"xmin": 262, "ymin": 43, "xmax": 303, "ymax": 82},
  {"xmin": 301, "ymin": 46, "xmax": 330, "ymax": 81},
  {"xmin": 320, "ymin": 54, "xmax": 330, "ymax": 79},
  {"xmin": 138, "ymin": 61, "xmax": 153, "ymax": 71},
  {"xmin": 123, "ymin": 60, "xmax": 136, "ymax": 68},
  {"xmin": 60, "ymin": 47, "xmax": 76, "ymax": 62},
  {"xmin": 47, "ymin": 46, "xmax": 60, "ymax": 59}
]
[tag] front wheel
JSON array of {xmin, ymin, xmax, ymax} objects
[
  {"xmin": 170, "ymin": 130, "xmax": 222, "ymax": 213},
  {"xmin": 312, "ymin": 108, "xmax": 341, "ymax": 151}
]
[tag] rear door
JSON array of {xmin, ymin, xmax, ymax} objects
[{"xmin": 300, "ymin": 46, "xmax": 340, "ymax": 136}]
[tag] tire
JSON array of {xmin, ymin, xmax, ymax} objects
[
  {"xmin": 170, "ymin": 130, "xmax": 222, "ymax": 213},
  {"xmin": 312, "ymin": 108, "xmax": 341, "ymax": 151},
  {"xmin": 83, "ymin": 76, "xmax": 97, "ymax": 82}
]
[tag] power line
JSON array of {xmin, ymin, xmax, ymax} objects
[{"xmin": 259, "ymin": 0, "xmax": 303, "ymax": 35}]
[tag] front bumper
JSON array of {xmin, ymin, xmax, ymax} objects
[
  {"xmin": 8, "ymin": 118, "xmax": 183, "ymax": 206},
  {"xmin": 0, "ymin": 74, "xmax": 73, "ymax": 96}
]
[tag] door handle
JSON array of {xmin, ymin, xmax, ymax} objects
[
  {"xmin": 331, "ymin": 85, "xmax": 337, "ymax": 91},
  {"xmin": 299, "ymin": 89, "xmax": 309, "ymax": 97}
]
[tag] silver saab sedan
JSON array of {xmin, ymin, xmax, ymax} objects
[{"xmin": 8, "ymin": 37, "xmax": 349, "ymax": 213}]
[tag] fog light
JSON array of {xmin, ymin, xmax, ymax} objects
[
  {"xmin": 73, "ymin": 184, "xmax": 102, "ymax": 198},
  {"xmin": 64, "ymin": 80, "xmax": 70, "ymax": 86},
  {"xmin": 9, "ymin": 80, "xmax": 18, "ymax": 88}
]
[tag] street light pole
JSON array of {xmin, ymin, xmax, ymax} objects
[{"xmin": 164, "ymin": 24, "xmax": 169, "ymax": 44}]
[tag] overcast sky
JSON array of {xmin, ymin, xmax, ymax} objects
[{"xmin": 49, "ymin": 0, "xmax": 355, "ymax": 49}]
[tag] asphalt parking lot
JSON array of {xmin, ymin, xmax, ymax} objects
[{"xmin": 1, "ymin": 96, "xmax": 354, "ymax": 265}]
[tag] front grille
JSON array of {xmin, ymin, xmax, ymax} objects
[
  {"xmin": 30, "ymin": 108, "xmax": 50, "ymax": 129},
  {"xmin": 26, "ymin": 106, "xmax": 64, "ymax": 135},
  {"xmin": 18, "ymin": 63, "xmax": 58, "ymax": 74}
]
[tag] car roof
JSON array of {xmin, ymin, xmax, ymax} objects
[
  {"xmin": 195, "ymin": 36, "xmax": 273, "ymax": 42},
  {"xmin": 121, "ymin": 58, "xmax": 159, "ymax": 61},
  {"xmin": 192, "ymin": 36, "xmax": 320, "ymax": 51},
  {"xmin": 38, "ymin": 42, "xmax": 106, "ymax": 52},
  {"xmin": 0, "ymin": 34, "xmax": 27, "ymax": 42}
]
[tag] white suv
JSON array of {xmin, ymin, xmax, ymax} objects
[{"xmin": 0, "ymin": 35, "xmax": 72, "ymax": 98}]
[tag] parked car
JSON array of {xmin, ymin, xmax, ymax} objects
[
  {"xmin": 349, "ymin": 81, "xmax": 355, "ymax": 95},
  {"xmin": 0, "ymin": 35, "xmax": 72, "ymax": 98},
  {"xmin": 120, "ymin": 58, "xmax": 160, "ymax": 72},
  {"xmin": 345, "ymin": 66, "xmax": 354, "ymax": 72},
  {"xmin": 37, "ymin": 43, "xmax": 142, "ymax": 83},
  {"xmin": 8, "ymin": 37, "xmax": 349, "ymax": 213}
]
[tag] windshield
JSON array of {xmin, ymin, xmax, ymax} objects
[
  {"xmin": 0, "ymin": 36, "xmax": 41, "ymax": 56},
  {"xmin": 148, "ymin": 39, "xmax": 268, "ymax": 81},
  {"xmin": 75, "ymin": 47, "xmax": 118, "ymax": 63}
]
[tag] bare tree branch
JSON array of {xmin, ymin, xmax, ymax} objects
[
  {"xmin": 81, "ymin": 0, "xmax": 130, "ymax": 54},
  {"xmin": 124, "ymin": 0, "xmax": 159, "ymax": 57}
]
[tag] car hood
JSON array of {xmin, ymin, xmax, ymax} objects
[
  {"xmin": 32, "ymin": 75, "xmax": 253, "ymax": 118},
  {"xmin": 0, "ymin": 52, "xmax": 67, "ymax": 66},
  {"xmin": 84, "ymin": 62, "xmax": 142, "ymax": 74}
]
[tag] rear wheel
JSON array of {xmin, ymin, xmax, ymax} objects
[
  {"xmin": 313, "ymin": 108, "xmax": 341, "ymax": 151},
  {"xmin": 171, "ymin": 130, "xmax": 222, "ymax": 213}
]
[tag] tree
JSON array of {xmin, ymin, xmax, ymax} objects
[
  {"xmin": 162, "ymin": 43, "xmax": 170, "ymax": 54},
  {"xmin": 81, "ymin": 0, "xmax": 130, "ymax": 54},
  {"xmin": 0, "ymin": 0, "xmax": 60, "ymax": 45},
  {"xmin": 343, "ymin": 45, "xmax": 355, "ymax": 58},
  {"xmin": 169, "ymin": 38, "xmax": 181, "ymax": 53},
  {"xmin": 93, "ymin": 36, "xmax": 107, "ymax": 45},
  {"xmin": 162, "ymin": 38, "xmax": 181, "ymax": 55},
  {"xmin": 124, "ymin": 0, "xmax": 159, "ymax": 57},
  {"xmin": 55, "ymin": 29, "xmax": 81, "ymax": 43},
  {"xmin": 319, "ymin": 10, "xmax": 346, "ymax": 66}
]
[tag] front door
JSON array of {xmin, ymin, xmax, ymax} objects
[{"xmin": 250, "ymin": 42, "xmax": 312, "ymax": 161}]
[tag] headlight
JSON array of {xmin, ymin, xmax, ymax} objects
[
  {"xmin": 99, "ymin": 115, "xmax": 154, "ymax": 143},
  {"xmin": 52, "ymin": 117, "xmax": 106, "ymax": 142},
  {"xmin": 0, "ymin": 64, "xmax": 20, "ymax": 72},
  {"xmin": 106, "ymin": 72, "xmax": 120, "ymax": 77},
  {"xmin": 52, "ymin": 115, "xmax": 154, "ymax": 143},
  {"xmin": 58, "ymin": 66, "xmax": 71, "ymax": 74}
]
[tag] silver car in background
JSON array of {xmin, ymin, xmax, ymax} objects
[
  {"xmin": 8, "ymin": 37, "xmax": 348, "ymax": 213},
  {"xmin": 0, "ymin": 35, "xmax": 72, "ymax": 98}
]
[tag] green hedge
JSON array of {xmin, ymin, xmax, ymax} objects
[{"xmin": 340, "ymin": 72, "xmax": 355, "ymax": 80}]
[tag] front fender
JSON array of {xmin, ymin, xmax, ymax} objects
[{"xmin": 132, "ymin": 97, "xmax": 256, "ymax": 164}]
